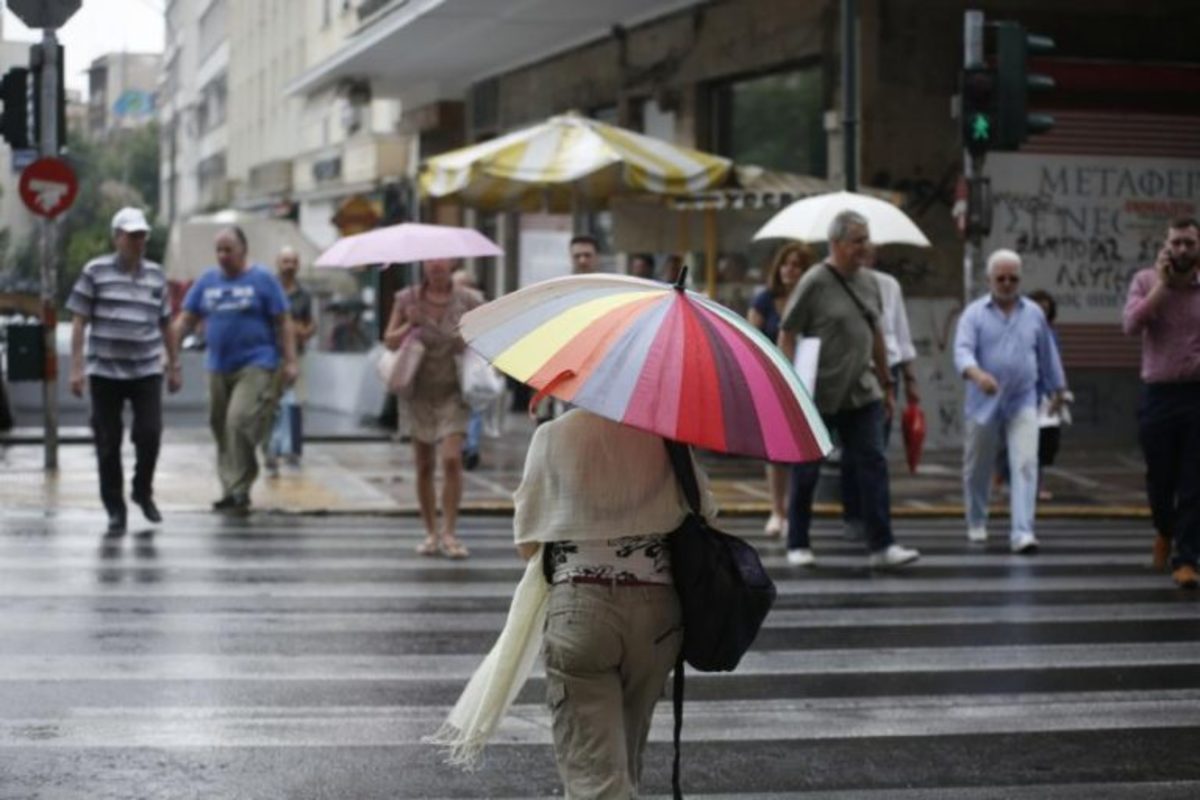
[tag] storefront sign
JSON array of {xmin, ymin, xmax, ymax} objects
[{"xmin": 985, "ymin": 153, "xmax": 1200, "ymax": 323}]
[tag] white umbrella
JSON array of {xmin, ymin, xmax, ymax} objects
[{"xmin": 752, "ymin": 190, "xmax": 931, "ymax": 247}]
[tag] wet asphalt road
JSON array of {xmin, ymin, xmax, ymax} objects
[{"xmin": 1, "ymin": 511, "xmax": 1199, "ymax": 799}]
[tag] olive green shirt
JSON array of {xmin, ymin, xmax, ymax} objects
[{"xmin": 781, "ymin": 263, "xmax": 884, "ymax": 415}]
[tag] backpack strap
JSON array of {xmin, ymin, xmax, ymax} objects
[
  {"xmin": 664, "ymin": 437, "xmax": 694, "ymax": 799},
  {"xmin": 664, "ymin": 439, "xmax": 701, "ymax": 516},
  {"xmin": 672, "ymin": 651, "xmax": 685, "ymax": 800}
]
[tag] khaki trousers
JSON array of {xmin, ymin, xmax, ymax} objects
[
  {"xmin": 208, "ymin": 367, "xmax": 279, "ymax": 499},
  {"xmin": 543, "ymin": 583, "xmax": 682, "ymax": 800}
]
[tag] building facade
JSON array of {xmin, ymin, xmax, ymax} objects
[
  {"xmin": 86, "ymin": 52, "xmax": 161, "ymax": 139},
  {"xmin": 159, "ymin": 0, "xmax": 230, "ymax": 222},
  {"xmin": 281, "ymin": 0, "xmax": 1200, "ymax": 445}
]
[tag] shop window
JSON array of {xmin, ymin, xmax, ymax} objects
[{"xmin": 711, "ymin": 66, "xmax": 826, "ymax": 177}]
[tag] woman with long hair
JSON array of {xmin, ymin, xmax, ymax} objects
[
  {"xmin": 748, "ymin": 242, "xmax": 814, "ymax": 537},
  {"xmin": 383, "ymin": 258, "xmax": 482, "ymax": 558}
]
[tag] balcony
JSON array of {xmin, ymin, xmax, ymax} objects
[{"xmin": 292, "ymin": 132, "xmax": 411, "ymax": 199}]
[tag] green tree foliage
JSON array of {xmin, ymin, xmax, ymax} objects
[{"xmin": 1, "ymin": 122, "xmax": 162, "ymax": 304}]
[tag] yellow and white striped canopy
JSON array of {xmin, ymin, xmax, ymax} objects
[{"xmin": 420, "ymin": 113, "xmax": 732, "ymax": 212}]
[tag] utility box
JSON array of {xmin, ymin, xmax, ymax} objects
[{"xmin": 5, "ymin": 323, "xmax": 45, "ymax": 381}]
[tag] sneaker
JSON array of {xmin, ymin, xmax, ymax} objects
[
  {"xmin": 1011, "ymin": 533, "xmax": 1039, "ymax": 554},
  {"xmin": 463, "ymin": 451, "xmax": 480, "ymax": 471},
  {"xmin": 764, "ymin": 512, "xmax": 784, "ymax": 538},
  {"xmin": 131, "ymin": 493, "xmax": 162, "ymax": 524},
  {"xmin": 786, "ymin": 548, "xmax": 815, "ymax": 567},
  {"xmin": 868, "ymin": 544, "xmax": 920, "ymax": 569},
  {"xmin": 264, "ymin": 458, "xmax": 280, "ymax": 478},
  {"xmin": 1152, "ymin": 534, "xmax": 1171, "ymax": 572},
  {"xmin": 967, "ymin": 526, "xmax": 988, "ymax": 544},
  {"xmin": 1172, "ymin": 563, "xmax": 1198, "ymax": 589}
]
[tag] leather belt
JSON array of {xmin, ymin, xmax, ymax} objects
[{"xmin": 557, "ymin": 575, "xmax": 671, "ymax": 588}]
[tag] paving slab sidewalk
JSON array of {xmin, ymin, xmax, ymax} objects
[{"xmin": 0, "ymin": 411, "xmax": 1151, "ymax": 520}]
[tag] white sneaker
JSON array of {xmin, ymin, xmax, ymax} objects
[
  {"xmin": 967, "ymin": 526, "xmax": 988, "ymax": 543},
  {"xmin": 786, "ymin": 548, "xmax": 815, "ymax": 567},
  {"xmin": 869, "ymin": 544, "xmax": 921, "ymax": 569},
  {"xmin": 1011, "ymin": 533, "xmax": 1039, "ymax": 554},
  {"xmin": 764, "ymin": 512, "xmax": 784, "ymax": 538}
]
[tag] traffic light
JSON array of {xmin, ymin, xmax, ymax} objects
[
  {"xmin": 995, "ymin": 21, "xmax": 1055, "ymax": 150},
  {"xmin": 961, "ymin": 67, "xmax": 997, "ymax": 157},
  {"xmin": 0, "ymin": 67, "xmax": 31, "ymax": 149}
]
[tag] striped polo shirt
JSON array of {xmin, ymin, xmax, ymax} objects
[{"xmin": 66, "ymin": 254, "xmax": 171, "ymax": 380}]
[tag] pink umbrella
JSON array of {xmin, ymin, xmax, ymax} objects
[{"xmin": 315, "ymin": 222, "xmax": 503, "ymax": 268}]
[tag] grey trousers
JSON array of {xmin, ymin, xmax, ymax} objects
[{"xmin": 544, "ymin": 583, "xmax": 682, "ymax": 799}]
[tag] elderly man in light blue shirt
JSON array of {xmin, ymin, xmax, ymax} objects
[{"xmin": 954, "ymin": 249, "xmax": 1066, "ymax": 553}]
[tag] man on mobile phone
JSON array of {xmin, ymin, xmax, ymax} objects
[{"xmin": 1123, "ymin": 217, "xmax": 1200, "ymax": 588}]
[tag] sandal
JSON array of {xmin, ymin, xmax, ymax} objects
[
  {"xmin": 440, "ymin": 536, "xmax": 470, "ymax": 560},
  {"xmin": 416, "ymin": 535, "xmax": 440, "ymax": 556}
]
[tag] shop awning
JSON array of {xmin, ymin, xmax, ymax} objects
[{"xmin": 285, "ymin": 0, "xmax": 702, "ymax": 100}]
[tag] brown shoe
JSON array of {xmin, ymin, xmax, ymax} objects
[
  {"xmin": 1172, "ymin": 563, "xmax": 1198, "ymax": 589},
  {"xmin": 1152, "ymin": 535, "xmax": 1171, "ymax": 572}
]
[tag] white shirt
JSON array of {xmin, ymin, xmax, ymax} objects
[{"xmin": 870, "ymin": 269, "xmax": 917, "ymax": 368}]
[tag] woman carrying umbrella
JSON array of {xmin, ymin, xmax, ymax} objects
[
  {"xmin": 747, "ymin": 243, "xmax": 814, "ymax": 539},
  {"xmin": 383, "ymin": 258, "xmax": 482, "ymax": 558},
  {"xmin": 517, "ymin": 408, "xmax": 716, "ymax": 797},
  {"xmin": 428, "ymin": 272, "xmax": 831, "ymax": 792}
]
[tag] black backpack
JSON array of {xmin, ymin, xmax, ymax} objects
[{"xmin": 664, "ymin": 440, "xmax": 776, "ymax": 798}]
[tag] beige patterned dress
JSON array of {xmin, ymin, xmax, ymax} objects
[{"xmin": 392, "ymin": 285, "xmax": 482, "ymax": 444}]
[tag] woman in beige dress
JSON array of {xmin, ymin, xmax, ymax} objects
[{"xmin": 384, "ymin": 258, "xmax": 482, "ymax": 558}]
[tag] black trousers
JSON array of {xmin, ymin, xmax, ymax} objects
[
  {"xmin": 89, "ymin": 375, "xmax": 163, "ymax": 515},
  {"xmin": 1138, "ymin": 382, "xmax": 1200, "ymax": 568}
]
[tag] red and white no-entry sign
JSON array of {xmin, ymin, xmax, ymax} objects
[{"xmin": 19, "ymin": 157, "xmax": 79, "ymax": 218}]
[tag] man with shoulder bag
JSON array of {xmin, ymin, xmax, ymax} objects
[{"xmin": 778, "ymin": 210, "xmax": 920, "ymax": 570}]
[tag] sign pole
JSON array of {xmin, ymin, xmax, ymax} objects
[{"xmin": 39, "ymin": 31, "xmax": 60, "ymax": 471}]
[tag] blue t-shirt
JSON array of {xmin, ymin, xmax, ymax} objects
[
  {"xmin": 183, "ymin": 265, "xmax": 288, "ymax": 373},
  {"xmin": 750, "ymin": 287, "xmax": 782, "ymax": 344}
]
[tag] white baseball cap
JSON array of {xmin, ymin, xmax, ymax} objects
[{"xmin": 111, "ymin": 207, "xmax": 150, "ymax": 234}]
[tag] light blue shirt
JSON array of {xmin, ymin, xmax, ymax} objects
[{"xmin": 954, "ymin": 296, "xmax": 1066, "ymax": 425}]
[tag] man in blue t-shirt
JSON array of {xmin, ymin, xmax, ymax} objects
[{"xmin": 171, "ymin": 227, "xmax": 298, "ymax": 514}]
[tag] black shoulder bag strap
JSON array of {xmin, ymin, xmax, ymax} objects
[
  {"xmin": 664, "ymin": 439, "xmax": 699, "ymax": 800},
  {"xmin": 824, "ymin": 262, "xmax": 877, "ymax": 330}
]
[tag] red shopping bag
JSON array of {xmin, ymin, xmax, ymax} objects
[{"xmin": 902, "ymin": 404, "xmax": 926, "ymax": 474}]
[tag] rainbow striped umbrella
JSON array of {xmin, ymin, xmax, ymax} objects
[{"xmin": 460, "ymin": 273, "xmax": 832, "ymax": 463}]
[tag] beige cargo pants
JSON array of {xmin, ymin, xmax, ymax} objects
[{"xmin": 543, "ymin": 582, "xmax": 682, "ymax": 799}]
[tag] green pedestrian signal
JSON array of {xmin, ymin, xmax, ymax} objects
[
  {"xmin": 970, "ymin": 113, "xmax": 991, "ymax": 142},
  {"xmin": 961, "ymin": 68, "xmax": 997, "ymax": 157}
]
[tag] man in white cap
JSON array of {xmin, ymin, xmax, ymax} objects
[{"xmin": 67, "ymin": 207, "xmax": 181, "ymax": 535}]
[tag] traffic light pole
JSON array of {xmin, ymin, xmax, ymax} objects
[
  {"xmin": 38, "ymin": 31, "xmax": 60, "ymax": 471},
  {"xmin": 962, "ymin": 10, "xmax": 985, "ymax": 306}
]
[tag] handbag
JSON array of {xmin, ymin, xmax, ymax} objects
[
  {"xmin": 663, "ymin": 439, "xmax": 776, "ymax": 799},
  {"xmin": 376, "ymin": 330, "xmax": 425, "ymax": 399},
  {"xmin": 458, "ymin": 348, "xmax": 506, "ymax": 412}
]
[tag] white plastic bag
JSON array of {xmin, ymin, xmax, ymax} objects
[{"xmin": 459, "ymin": 349, "xmax": 505, "ymax": 412}]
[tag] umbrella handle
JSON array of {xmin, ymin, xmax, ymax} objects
[{"xmin": 673, "ymin": 265, "xmax": 689, "ymax": 292}]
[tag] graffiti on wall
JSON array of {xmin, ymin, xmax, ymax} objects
[
  {"xmin": 906, "ymin": 298, "xmax": 964, "ymax": 451},
  {"xmin": 984, "ymin": 154, "xmax": 1200, "ymax": 323}
]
